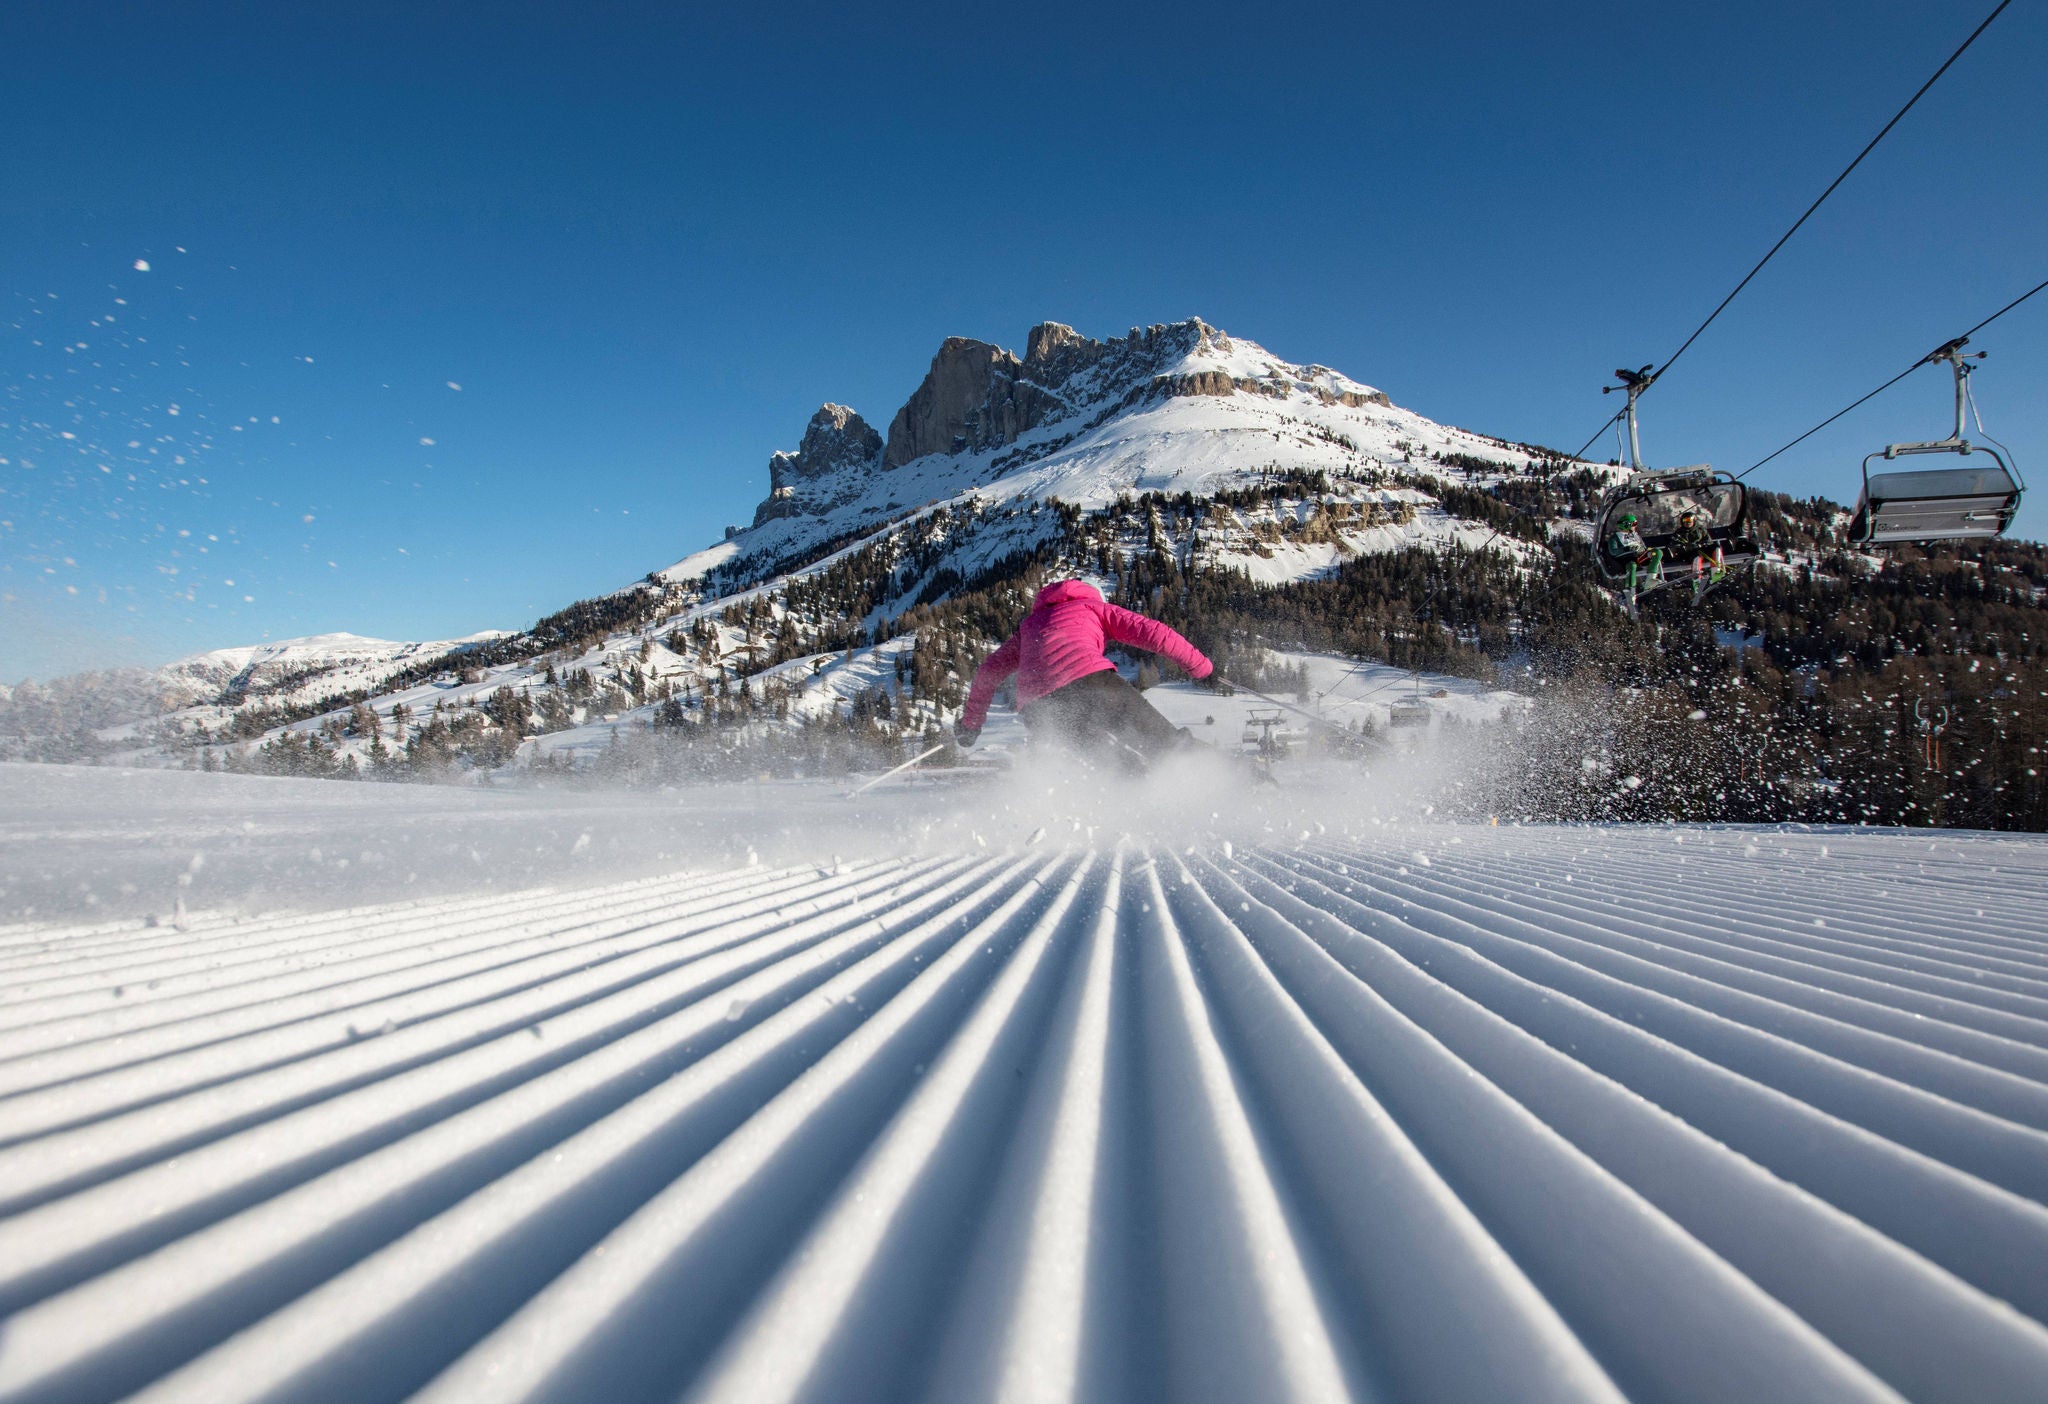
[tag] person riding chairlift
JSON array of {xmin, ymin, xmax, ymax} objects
[
  {"xmin": 956, "ymin": 579, "xmax": 1215, "ymax": 772},
  {"xmin": 1604, "ymin": 512, "xmax": 1664, "ymax": 595},
  {"xmin": 1671, "ymin": 507, "xmax": 1725, "ymax": 594}
]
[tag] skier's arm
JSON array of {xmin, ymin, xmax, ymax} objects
[
  {"xmin": 1098, "ymin": 604, "xmax": 1213, "ymax": 680},
  {"xmin": 960, "ymin": 633, "xmax": 1022, "ymax": 731}
]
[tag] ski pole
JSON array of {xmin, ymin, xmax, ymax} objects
[{"xmin": 844, "ymin": 742, "xmax": 950, "ymax": 798}]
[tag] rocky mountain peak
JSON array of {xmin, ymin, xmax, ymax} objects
[
  {"xmin": 877, "ymin": 319, "xmax": 1220, "ymax": 471},
  {"xmin": 743, "ymin": 316, "xmax": 1378, "ymax": 534},
  {"xmin": 793, "ymin": 403, "xmax": 882, "ymax": 474},
  {"xmin": 1024, "ymin": 321, "xmax": 1088, "ymax": 366},
  {"xmin": 881, "ymin": 338, "xmax": 1045, "ymax": 469},
  {"xmin": 754, "ymin": 403, "xmax": 883, "ymax": 525}
]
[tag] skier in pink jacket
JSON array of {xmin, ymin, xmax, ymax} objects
[{"xmin": 957, "ymin": 579, "xmax": 1217, "ymax": 769}]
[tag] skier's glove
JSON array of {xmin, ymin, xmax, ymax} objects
[
  {"xmin": 955, "ymin": 726, "xmax": 980, "ymax": 749},
  {"xmin": 1202, "ymin": 673, "xmax": 1235, "ymax": 695}
]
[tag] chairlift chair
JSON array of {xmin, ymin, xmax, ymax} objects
[
  {"xmin": 1241, "ymin": 708, "xmax": 1293, "ymax": 757},
  {"xmin": 1387, "ymin": 700, "xmax": 1431, "ymax": 729},
  {"xmin": 1591, "ymin": 369, "xmax": 1758, "ymax": 606},
  {"xmin": 1387, "ymin": 673, "xmax": 1431, "ymax": 730},
  {"xmin": 1593, "ymin": 467, "xmax": 1757, "ymax": 586},
  {"xmin": 1849, "ymin": 338, "xmax": 2023, "ymax": 546}
]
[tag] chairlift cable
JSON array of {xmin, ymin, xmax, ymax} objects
[
  {"xmin": 1734, "ymin": 273, "xmax": 2048, "ymax": 481},
  {"xmin": 1956, "ymin": 271, "xmax": 2048, "ymax": 343},
  {"xmin": 1731, "ymin": 364, "xmax": 1923, "ymax": 481},
  {"xmin": 1645, "ymin": 0, "xmax": 2012, "ymax": 391},
  {"xmin": 1568, "ymin": 410, "xmax": 1625, "ymax": 465},
  {"xmin": 1504, "ymin": 3, "xmax": 2013, "ymax": 539}
]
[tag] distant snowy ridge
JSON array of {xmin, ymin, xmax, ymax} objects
[
  {"xmin": 160, "ymin": 630, "xmax": 511, "ymax": 703},
  {"xmin": 168, "ymin": 630, "xmax": 509, "ymax": 678}
]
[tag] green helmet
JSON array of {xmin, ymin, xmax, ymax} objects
[{"xmin": 1619, "ymin": 513, "xmax": 1637, "ymax": 527}]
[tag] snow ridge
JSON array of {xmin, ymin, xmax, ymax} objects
[{"xmin": 1, "ymin": 824, "xmax": 2045, "ymax": 1401}]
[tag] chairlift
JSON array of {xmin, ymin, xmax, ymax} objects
[
  {"xmin": 1592, "ymin": 367, "xmax": 1757, "ymax": 612},
  {"xmin": 1849, "ymin": 338, "xmax": 2022, "ymax": 545},
  {"xmin": 1387, "ymin": 701, "xmax": 1431, "ymax": 729},
  {"xmin": 1387, "ymin": 673, "xmax": 1430, "ymax": 730},
  {"xmin": 1241, "ymin": 708, "xmax": 1294, "ymax": 757}
]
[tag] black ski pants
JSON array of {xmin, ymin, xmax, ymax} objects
[{"xmin": 1019, "ymin": 670, "xmax": 1187, "ymax": 771}]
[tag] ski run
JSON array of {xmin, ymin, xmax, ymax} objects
[{"xmin": 2, "ymin": 782, "xmax": 2048, "ymax": 1402}]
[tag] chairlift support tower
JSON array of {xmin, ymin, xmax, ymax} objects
[{"xmin": 1605, "ymin": 364, "xmax": 1655, "ymax": 473}]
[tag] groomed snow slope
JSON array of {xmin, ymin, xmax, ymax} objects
[{"xmin": 3, "ymin": 824, "xmax": 2048, "ymax": 1402}]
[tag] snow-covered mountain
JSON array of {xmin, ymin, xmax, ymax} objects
[
  {"xmin": 37, "ymin": 314, "xmax": 2041, "ymax": 810},
  {"xmin": 6, "ymin": 317, "xmax": 1594, "ymax": 771},
  {"xmin": 665, "ymin": 317, "xmax": 1566, "ymax": 588},
  {"xmin": 158, "ymin": 631, "xmax": 511, "ymax": 706}
]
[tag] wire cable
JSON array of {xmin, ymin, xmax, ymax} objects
[
  {"xmin": 1956, "ymin": 272, "xmax": 2048, "ymax": 344},
  {"xmin": 1647, "ymin": 0, "xmax": 2012, "ymax": 390},
  {"xmin": 1566, "ymin": 410, "xmax": 1624, "ymax": 466},
  {"xmin": 1535, "ymin": 4, "xmax": 2013, "ymax": 507},
  {"xmin": 1735, "ymin": 273, "xmax": 2048, "ymax": 480}
]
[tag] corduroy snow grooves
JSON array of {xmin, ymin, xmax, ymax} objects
[{"xmin": 2, "ymin": 825, "xmax": 2046, "ymax": 1402}]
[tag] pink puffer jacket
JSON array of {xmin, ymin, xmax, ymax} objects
[{"xmin": 960, "ymin": 579, "xmax": 1213, "ymax": 729}]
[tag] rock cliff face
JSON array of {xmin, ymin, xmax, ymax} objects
[
  {"xmin": 879, "ymin": 320, "xmax": 1225, "ymax": 469},
  {"xmin": 745, "ymin": 317, "xmax": 1390, "ymax": 528},
  {"xmin": 880, "ymin": 339, "xmax": 1060, "ymax": 469},
  {"xmin": 752, "ymin": 404, "xmax": 883, "ymax": 525}
]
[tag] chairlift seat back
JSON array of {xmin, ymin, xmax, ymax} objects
[
  {"xmin": 1854, "ymin": 461, "xmax": 2019, "ymax": 544},
  {"xmin": 1388, "ymin": 701, "xmax": 1430, "ymax": 729}
]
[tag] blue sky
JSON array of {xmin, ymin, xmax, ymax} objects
[{"xmin": 5, "ymin": 0, "xmax": 2044, "ymax": 683}]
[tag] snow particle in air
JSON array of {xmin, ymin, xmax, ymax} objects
[
  {"xmin": 446, "ymin": 381, "xmax": 462, "ymax": 391},
  {"xmin": 419, "ymin": 437, "xmax": 436, "ymax": 446},
  {"xmin": 133, "ymin": 259, "xmax": 150, "ymax": 272}
]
